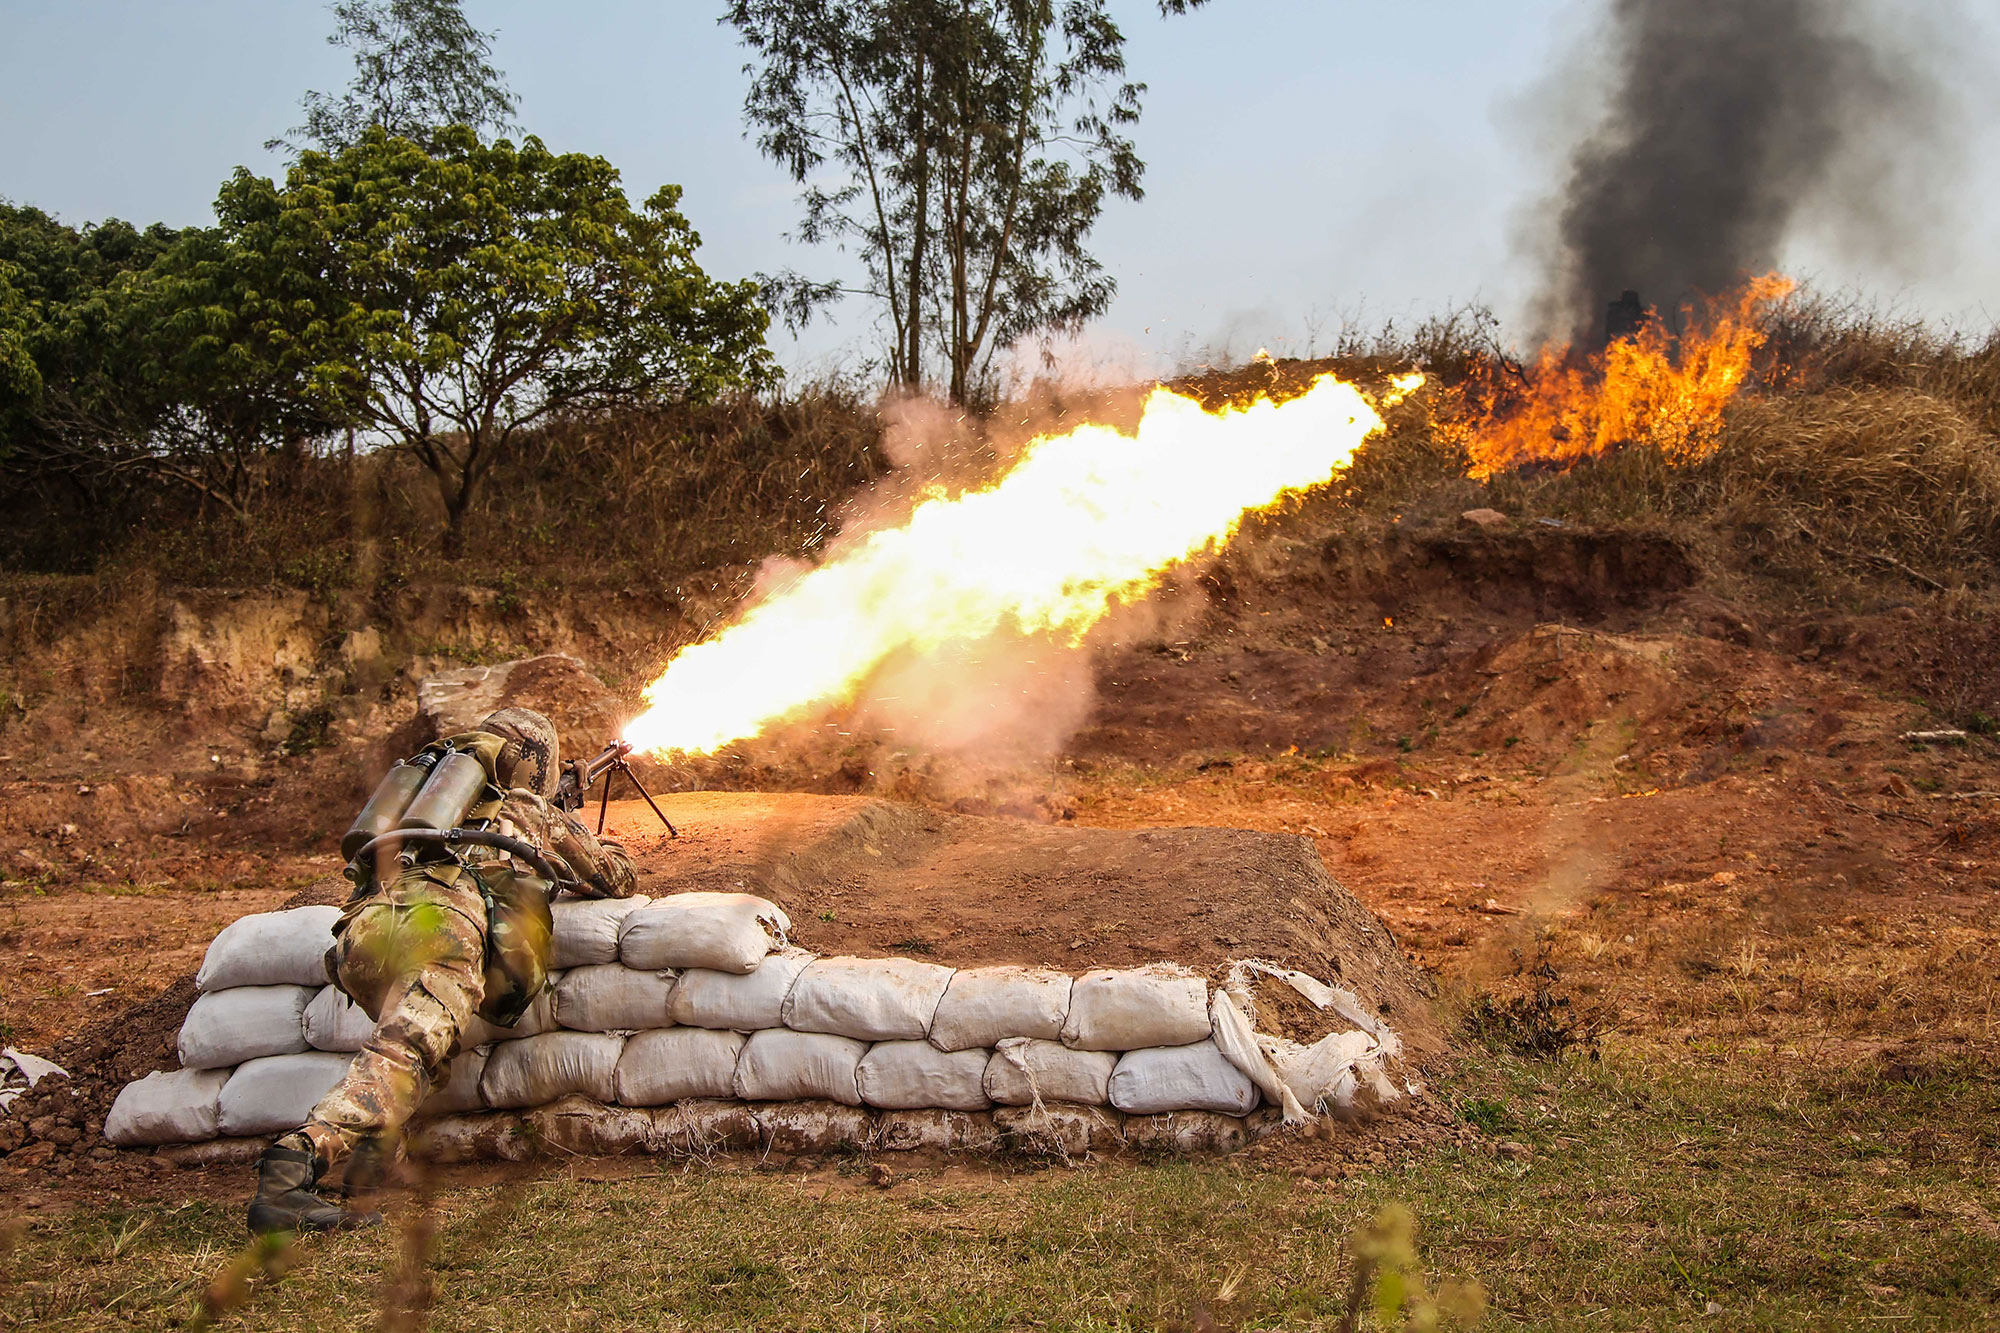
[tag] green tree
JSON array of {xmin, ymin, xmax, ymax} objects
[
  {"xmin": 731, "ymin": 0, "xmax": 1174, "ymax": 404},
  {"xmin": 0, "ymin": 205, "xmax": 304, "ymax": 566},
  {"xmin": 110, "ymin": 228, "xmax": 355, "ymax": 520},
  {"xmin": 215, "ymin": 126, "xmax": 775, "ymax": 554},
  {"xmin": 0, "ymin": 264, "xmax": 44, "ymax": 415},
  {"xmin": 274, "ymin": 0, "xmax": 518, "ymax": 153},
  {"xmin": 0, "ymin": 203, "xmax": 209, "ymax": 497}
]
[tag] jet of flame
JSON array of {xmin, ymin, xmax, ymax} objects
[
  {"xmin": 625, "ymin": 372, "xmax": 1412, "ymax": 757},
  {"xmin": 1465, "ymin": 273, "xmax": 1796, "ymax": 478}
]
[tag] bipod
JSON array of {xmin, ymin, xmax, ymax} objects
[{"xmin": 596, "ymin": 750, "xmax": 678, "ymax": 839}]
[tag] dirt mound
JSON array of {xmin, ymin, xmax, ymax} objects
[
  {"xmin": 1060, "ymin": 519, "xmax": 1707, "ymax": 768},
  {"xmin": 0, "ymin": 875, "xmax": 346, "ymax": 1177},
  {"xmin": 615, "ymin": 793, "xmax": 1438, "ymax": 1056},
  {"xmin": 415, "ymin": 653, "xmax": 625, "ymax": 758},
  {"xmin": 1323, "ymin": 523, "xmax": 1699, "ymax": 624}
]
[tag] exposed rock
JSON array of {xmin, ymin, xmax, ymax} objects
[
  {"xmin": 416, "ymin": 654, "xmax": 624, "ymax": 755},
  {"xmin": 339, "ymin": 626, "xmax": 384, "ymax": 674},
  {"xmin": 8, "ymin": 847, "xmax": 56, "ymax": 878},
  {"xmin": 159, "ymin": 592, "xmax": 325, "ymax": 724},
  {"xmin": 1458, "ymin": 508, "xmax": 1511, "ymax": 531}
]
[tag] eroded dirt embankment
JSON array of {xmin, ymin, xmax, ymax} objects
[{"xmin": 3, "ymin": 517, "xmax": 1993, "ymax": 1068}]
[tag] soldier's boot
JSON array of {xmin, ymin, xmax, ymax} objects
[{"xmin": 247, "ymin": 1133, "xmax": 382, "ymax": 1235}]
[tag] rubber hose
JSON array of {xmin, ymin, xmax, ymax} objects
[{"xmin": 350, "ymin": 827, "xmax": 578, "ymax": 889}]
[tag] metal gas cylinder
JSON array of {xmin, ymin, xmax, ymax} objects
[
  {"xmin": 340, "ymin": 757, "xmax": 434, "ymax": 861},
  {"xmin": 397, "ymin": 750, "xmax": 490, "ymax": 835}
]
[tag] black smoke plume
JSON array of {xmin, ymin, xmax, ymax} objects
[{"xmin": 1538, "ymin": 0, "xmax": 1945, "ymax": 344}]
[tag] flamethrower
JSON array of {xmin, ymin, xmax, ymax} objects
[{"xmin": 556, "ymin": 739, "xmax": 678, "ymax": 838}]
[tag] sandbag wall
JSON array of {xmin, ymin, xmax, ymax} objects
[{"xmin": 106, "ymin": 892, "xmax": 1403, "ymax": 1159}]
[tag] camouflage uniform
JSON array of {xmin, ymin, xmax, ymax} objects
[{"xmin": 294, "ymin": 708, "xmax": 637, "ymax": 1168}]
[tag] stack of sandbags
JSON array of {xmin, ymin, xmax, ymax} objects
[{"xmin": 106, "ymin": 891, "xmax": 1403, "ymax": 1158}]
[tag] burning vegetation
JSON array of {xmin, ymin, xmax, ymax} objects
[{"xmin": 1463, "ymin": 275, "xmax": 1797, "ymax": 478}]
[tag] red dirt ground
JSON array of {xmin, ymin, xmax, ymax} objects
[{"xmin": 3, "ymin": 519, "xmax": 1995, "ymax": 1204}]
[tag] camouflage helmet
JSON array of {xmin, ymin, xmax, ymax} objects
[{"xmin": 477, "ymin": 708, "xmax": 560, "ymax": 798}]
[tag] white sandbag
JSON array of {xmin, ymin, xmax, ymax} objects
[
  {"xmin": 1210, "ymin": 990, "xmax": 1304, "ymax": 1123},
  {"xmin": 553, "ymin": 965, "xmax": 676, "ymax": 1032},
  {"xmin": 217, "ymin": 1051, "xmax": 354, "ymax": 1137},
  {"xmin": 873, "ymin": 1109, "xmax": 1001, "ymax": 1153},
  {"xmin": 2, "ymin": 1047, "xmax": 65, "ymax": 1089},
  {"xmin": 1259, "ymin": 1029, "xmax": 1390, "ymax": 1114},
  {"xmin": 927, "ymin": 967, "xmax": 1072, "ymax": 1051},
  {"xmin": 855, "ymin": 1041, "xmax": 990, "ymax": 1111},
  {"xmin": 550, "ymin": 894, "xmax": 650, "ymax": 969},
  {"xmin": 619, "ymin": 892, "xmax": 791, "ymax": 974},
  {"xmin": 732, "ymin": 1029, "xmax": 866, "ymax": 1105},
  {"xmin": 479, "ymin": 1032, "xmax": 624, "ymax": 1109},
  {"xmin": 104, "ymin": 1068, "xmax": 229, "ymax": 1146},
  {"xmin": 1062, "ymin": 966, "xmax": 1211, "ymax": 1051},
  {"xmin": 195, "ymin": 906, "xmax": 340, "ymax": 992},
  {"xmin": 668, "ymin": 948, "xmax": 813, "ymax": 1032},
  {"xmin": 178, "ymin": 985, "xmax": 315, "ymax": 1070},
  {"xmin": 614, "ymin": 1028, "xmax": 747, "ymax": 1105},
  {"xmin": 420, "ymin": 1047, "xmax": 489, "ymax": 1116},
  {"xmin": 984, "ymin": 1039, "xmax": 1117, "ymax": 1107},
  {"xmin": 782, "ymin": 956, "xmax": 955, "ymax": 1042},
  {"xmin": 760, "ymin": 1100, "xmax": 873, "ymax": 1153},
  {"xmin": 1109, "ymin": 1041, "xmax": 1259, "ymax": 1116},
  {"xmin": 1228, "ymin": 959, "xmax": 1403, "ymax": 1056},
  {"xmin": 302, "ymin": 985, "xmax": 375, "ymax": 1052},
  {"xmin": 460, "ymin": 987, "xmax": 557, "ymax": 1049}
]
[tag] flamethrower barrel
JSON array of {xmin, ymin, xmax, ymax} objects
[{"xmin": 555, "ymin": 738, "xmax": 677, "ymax": 837}]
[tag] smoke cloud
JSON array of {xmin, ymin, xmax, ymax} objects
[{"xmin": 1536, "ymin": 0, "xmax": 1956, "ymax": 344}]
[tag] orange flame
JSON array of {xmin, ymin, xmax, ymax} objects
[
  {"xmin": 1465, "ymin": 274, "xmax": 1795, "ymax": 478},
  {"xmin": 625, "ymin": 372, "xmax": 1416, "ymax": 757}
]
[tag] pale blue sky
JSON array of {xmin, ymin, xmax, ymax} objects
[{"xmin": 3, "ymin": 1, "xmax": 1995, "ymax": 380}]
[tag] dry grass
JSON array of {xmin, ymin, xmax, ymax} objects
[
  {"xmin": 487, "ymin": 385, "xmax": 888, "ymax": 581},
  {"xmin": 2, "ymin": 381, "xmax": 889, "ymax": 592},
  {"xmin": 1538, "ymin": 914, "xmax": 2000, "ymax": 1054},
  {"xmin": 9, "ymin": 295, "xmax": 1998, "ymax": 609},
  {"xmin": 5, "ymin": 1052, "xmax": 1996, "ymax": 1330},
  {"xmin": 1672, "ymin": 387, "xmax": 2000, "ymax": 585},
  {"xmin": 1315, "ymin": 293, "xmax": 2000, "ymax": 598}
]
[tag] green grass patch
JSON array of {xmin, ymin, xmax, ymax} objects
[{"xmin": 4, "ymin": 1052, "xmax": 1995, "ymax": 1330}]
